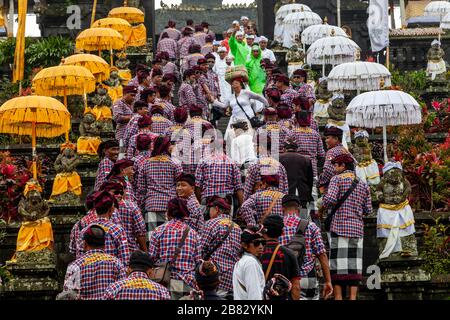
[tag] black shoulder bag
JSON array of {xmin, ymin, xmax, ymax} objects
[
  {"xmin": 203, "ymin": 219, "xmax": 234, "ymax": 261},
  {"xmin": 235, "ymin": 95, "xmax": 264, "ymax": 129},
  {"xmin": 324, "ymin": 178, "xmax": 360, "ymax": 232}
]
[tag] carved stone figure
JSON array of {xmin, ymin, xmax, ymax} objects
[
  {"xmin": 327, "ymin": 93, "xmax": 351, "ymax": 149},
  {"xmin": 87, "ymin": 84, "xmax": 114, "ymax": 133},
  {"xmin": 287, "ymin": 41, "xmax": 305, "ymax": 78},
  {"xmin": 313, "ymin": 77, "xmax": 332, "ymax": 120},
  {"xmin": 77, "ymin": 112, "xmax": 103, "ymax": 157},
  {"xmin": 426, "ymin": 39, "xmax": 447, "ymax": 82},
  {"xmin": 376, "ymin": 162, "xmax": 418, "ymax": 259},
  {"xmin": 79, "ymin": 112, "xmax": 102, "ymax": 137},
  {"xmin": 50, "ymin": 143, "xmax": 82, "ymax": 205},
  {"xmin": 351, "ymin": 130, "xmax": 380, "ymax": 200},
  {"xmin": 18, "ymin": 180, "xmax": 50, "ymax": 222}
]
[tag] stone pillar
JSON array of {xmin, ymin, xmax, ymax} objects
[
  {"xmin": 142, "ymin": 0, "xmax": 155, "ymax": 52},
  {"xmin": 256, "ymin": 0, "xmax": 276, "ymax": 41}
]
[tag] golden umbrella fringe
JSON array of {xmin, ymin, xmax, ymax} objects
[
  {"xmin": 63, "ymin": 54, "xmax": 110, "ymax": 82},
  {"xmin": 108, "ymin": 6, "xmax": 145, "ymax": 24}
]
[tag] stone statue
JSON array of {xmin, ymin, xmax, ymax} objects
[
  {"xmin": 313, "ymin": 77, "xmax": 332, "ymax": 121},
  {"xmin": 87, "ymin": 84, "xmax": 114, "ymax": 133},
  {"xmin": 376, "ymin": 162, "xmax": 418, "ymax": 259},
  {"xmin": 104, "ymin": 67, "xmax": 124, "ymax": 104},
  {"xmin": 18, "ymin": 180, "xmax": 50, "ymax": 222},
  {"xmin": 77, "ymin": 112, "xmax": 103, "ymax": 157},
  {"xmin": 327, "ymin": 93, "xmax": 351, "ymax": 149},
  {"xmin": 287, "ymin": 41, "xmax": 305, "ymax": 78},
  {"xmin": 426, "ymin": 39, "xmax": 447, "ymax": 82},
  {"xmin": 351, "ymin": 130, "xmax": 380, "ymax": 200},
  {"xmin": 115, "ymin": 52, "xmax": 132, "ymax": 85},
  {"xmin": 50, "ymin": 143, "xmax": 82, "ymax": 205},
  {"xmin": 301, "ymin": 63, "xmax": 317, "ymax": 92}
]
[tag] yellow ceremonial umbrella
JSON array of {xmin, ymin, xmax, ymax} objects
[
  {"xmin": 0, "ymin": 96, "xmax": 71, "ymax": 179},
  {"xmin": 63, "ymin": 54, "xmax": 110, "ymax": 82},
  {"xmin": 92, "ymin": 18, "xmax": 132, "ymax": 43},
  {"xmin": 32, "ymin": 65, "xmax": 96, "ymax": 141},
  {"xmin": 76, "ymin": 27, "xmax": 125, "ymax": 66},
  {"xmin": 0, "ymin": 15, "xmax": 4, "ymax": 27},
  {"xmin": 108, "ymin": 6, "xmax": 145, "ymax": 24}
]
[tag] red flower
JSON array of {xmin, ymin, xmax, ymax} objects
[
  {"xmin": 1, "ymin": 164, "xmax": 16, "ymax": 178},
  {"xmin": 433, "ymin": 117, "xmax": 441, "ymax": 126},
  {"xmin": 416, "ymin": 165, "xmax": 425, "ymax": 176},
  {"xmin": 432, "ymin": 100, "xmax": 441, "ymax": 110}
]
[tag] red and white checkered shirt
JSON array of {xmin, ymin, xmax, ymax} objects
[
  {"xmin": 200, "ymin": 215, "xmax": 242, "ymax": 292},
  {"xmin": 240, "ymin": 188, "xmax": 286, "ymax": 227},
  {"xmin": 194, "ymin": 32, "xmax": 207, "ymax": 47},
  {"xmin": 137, "ymin": 155, "xmax": 183, "ymax": 212},
  {"xmin": 94, "ymin": 158, "xmax": 114, "ymax": 191},
  {"xmin": 132, "ymin": 150, "xmax": 152, "ymax": 201},
  {"xmin": 64, "ymin": 249, "xmax": 126, "ymax": 300},
  {"xmin": 78, "ymin": 217, "xmax": 131, "ymax": 266},
  {"xmin": 279, "ymin": 214, "xmax": 326, "ymax": 277},
  {"xmin": 164, "ymin": 125, "xmax": 192, "ymax": 170},
  {"xmin": 323, "ymin": 171, "xmax": 372, "ymax": 238},
  {"xmin": 154, "ymin": 98, "xmax": 176, "ymax": 122},
  {"xmin": 206, "ymin": 69, "xmax": 221, "ymax": 99},
  {"xmin": 126, "ymin": 130, "xmax": 158, "ymax": 160},
  {"xmin": 157, "ymin": 38, "xmax": 178, "ymax": 60},
  {"xmin": 113, "ymin": 99, "xmax": 134, "ymax": 141},
  {"xmin": 184, "ymin": 194, "xmax": 205, "ymax": 233},
  {"xmin": 244, "ymin": 157, "xmax": 289, "ymax": 200},
  {"xmin": 280, "ymin": 87, "xmax": 299, "ymax": 107},
  {"xmin": 178, "ymin": 82, "xmax": 197, "ymax": 108},
  {"xmin": 123, "ymin": 114, "xmax": 142, "ymax": 149},
  {"xmin": 163, "ymin": 62, "xmax": 178, "ymax": 78},
  {"xmin": 178, "ymin": 37, "xmax": 198, "ymax": 59},
  {"xmin": 293, "ymin": 83, "xmax": 316, "ymax": 104},
  {"xmin": 195, "ymin": 153, "xmax": 243, "ymax": 200},
  {"xmin": 195, "ymin": 75, "xmax": 210, "ymax": 116},
  {"xmin": 160, "ymin": 27, "xmax": 181, "ymax": 41},
  {"xmin": 201, "ymin": 44, "xmax": 213, "ymax": 56},
  {"xmin": 148, "ymin": 219, "xmax": 201, "ymax": 289},
  {"xmin": 182, "ymin": 53, "xmax": 204, "ymax": 73},
  {"xmin": 151, "ymin": 115, "xmax": 173, "ymax": 135},
  {"xmin": 319, "ymin": 144, "xmax": 350, "ymax": 188},
  {"xmin": 115, "ymin": 200, "xmax": 147, "ymax": 252},
  {"xmin": 285, "ymin": 126, "xmax": 325, "ymax": 177},
  {"xmin": 103, "ymin": 271, "xmax": 171, "ymax": 300}
]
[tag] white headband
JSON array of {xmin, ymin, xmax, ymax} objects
[{"xmin": 383, "ymin": 162, "xmax": 403, "ymax": 174}]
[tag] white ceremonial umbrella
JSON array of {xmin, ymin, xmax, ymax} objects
[
  {"xmin": 275, "ymin": 3, "xmax": 312, "ymax": 43},
  {"xmin": 327, "ymin": 61, "xmax": 392, "ymax": 94},
  {"xmin": 440, "ymin": 12, "xmax": 450, "ymax": 29},
  {"xmin": 301, "ymin": 23, "xmax": 348, "ymax": 45},
  {"xmin": 424, "ymin": 1, "xmax": 450, "ymax": 17},
  {"xmin": 347, "ymin": 90, "xmax": 422, "ymax": 162},
  {"xmin": 307, "ymin": 35, "xmax": 360, "ymax": 76},
  {"xmin": 283, "ymin": 10, "xmax": 322, "ymax": 48}
]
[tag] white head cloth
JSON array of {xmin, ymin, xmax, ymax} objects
[
  {"xmin": 354, "ymin": 130, "xmax": 369, "ymax": 140},
  {"xmin": 383, "ymin": 162, "xmax": 403, "ymax": 174}
]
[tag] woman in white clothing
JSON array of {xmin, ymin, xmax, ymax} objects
[
  {"xmin": 232, "ymin": 226, "xmax": 266, "ymax": 300},
  {"xmin": 213, "ymin": 78, "xmax": 269, "ymax": 155},
  {"xmin": 230, "ymin": 120, "xmax": 257, "ymax": 176}
]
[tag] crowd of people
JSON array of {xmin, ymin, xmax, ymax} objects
[{"xmin": 59, "ymin": 16, "xmax": 373, "ymax": 301}]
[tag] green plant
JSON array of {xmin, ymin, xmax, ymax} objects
[
  {"xmin": 391, "ymin": 70, "xmax": 428, "ymax": 99},
  {"xmin": 421, "ymin": 218, "xmax": 450, "ymax": 277},
  {"xmin": 25, "ymin": 36, "xmax": 74, "ymax": 69}
]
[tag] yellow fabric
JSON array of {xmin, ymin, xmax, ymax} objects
[
  {"xmin": 85, "ymin": 106, "xmax": 113, "ymax": 121},
  {"xmin": 377, "ymin": 221, "xmax": 416, "ymax": 230},
  {"xmin": 127, "ymin": 24, "xmax": 147, "ymax": 47},
  {"xmin": 328, "ymin": 119, "xmax": 346, "ymax": 127},
  {"xmin": 13, "ymin": 0, "xmax": 27, "ymax": 83},
  {"xmin": 107, "ymin": 85, "xmax": 123, "ymax": 103},
  {"xmin": 76, "ymin": 27, "xmax": 125, "ymax": 51},
  {"xmin": 16, "ymin": 217, "xmax": 54, "ymax": 253},
  {"xmin": 63, "ymin": 54, "xmax": 110, "ymax": 82},
  {"xmin": 77, "ymin": 136, "xmax": 102, "ymax": 155},
  {"xmin": 118, "ymin": 70, "xmax": 132, "ymax": 84},
  {"xmin": 23, "ymin": 181, "xmax": 43, "ymax": 197},
  {"xmin": 50, "ymin": 172, "xmax": 82, "ymax": 198},
  {"xmin": 380, "ymin": 200, "xmax": 410, "ymax": 211},
  {"xmin": 108, "ymin": 7, "xmax": 145, "ymax": 24}
]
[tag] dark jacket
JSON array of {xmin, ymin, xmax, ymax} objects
[{"xmin": 279, "ymin": 151, "xmax": 314, "ymax": 202}]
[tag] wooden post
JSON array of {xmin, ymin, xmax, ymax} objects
[
  {"xmin": 64, "ymin": 85, "xmax": 69, "ymax": 142},
  {"xmin": 386, "ymin": 46, "xmax": 390, "ymax": 70},
  {"xmin": 7, "ymin": 0, "xmax": 13, "ymax": 37},
  {"xmin": 91, "ymin": 0, "xmax": 98, "ymax": 27}
]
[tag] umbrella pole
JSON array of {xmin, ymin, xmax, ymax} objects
[
  {"xmin": 110, "ymin": 47, "xmax": 114, "ymax": 67},
  {"xmin": 383, "ymin": 106, "xmax": 388, "ymax": 163},
  {"xmin": 322, "ymin": 63, "xmax": 325, "ymax": 77},
  {"xmin": 303, "ymin": 43, "xmax": 306, "ymax": 64},
  {"xmin": 31, "ymin": 119, "xmax": 37, "ymax": 180},
  {"xmin": 64, "ymin": 90, "xmax": 69, "ymax": 142}
]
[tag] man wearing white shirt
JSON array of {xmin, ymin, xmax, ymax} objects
[
  {"xmin": 233, "ymin": 226, "xmax": 266, "ymax": 300},
  {"xmin": 259, "ymin": 36, "xmax": 277, "ymax": 64},
  {"xmin": 213, "ymin": 46, "xmax": 233, "ymax": 103}
]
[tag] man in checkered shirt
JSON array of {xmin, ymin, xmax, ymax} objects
[
  {"xmin": 319, "ymin": 127, "xmax": 352, "ymax": 194},
  {"xmin": 126, "ymin": 116, "xmax": 158, "ymax": 160},
  {"xmin": 284, "ymin": 110, "xmax": 325, "ymax": 179},
  {"xmin": 195, "ymin": 138, "xmax": 244, "ymax": 207},
  {"xmin": 176, "ymin": 174, "xmax": 205, "ymax": 233},
  {"xmin": 291, "ymin": 69, "xmax": 316, "ymax": 107},
  {"xmin": 279, "ymin": 195, "xmax": 333, "ymax": 300},
  {"xmin": 122, "ymin": 101, "xmax": 149, "ymax": 150},
  {"xmin": 77, "ymin": 191, "xmax": 130, "ymax": 267},
  {"xmin": 104, "ymin": 181, "xmax": 147, "ymax": 253},
  {"xmin": 159, "ymin": 20, "xmax": 181, "ymax": 42},
  {"xmin": 148, "ymin": 198, "xmax": 201, "ymax": 300},
  {"xmin": 112, "ymin": 85, "xmax": 137, "ymax": 142},
  {"xmin": 136, "ymin": 136, "xmax": 183, "ymax": 236},
  {"xmin": 155, "ymin": 85, "xmax": 176, "ymax": 122},
  {"xmin": 157, "ymin": 32, "xmax": 178, "ymax": 61},
  {"xmin": 276, "ymin": 74, "xmax": 299, "ymax": 107},
  {"xmin": 244, "ymin": 135, "xmax": 289, "ymax": 200},
  {"xmin": 149, "ymin": 104, "xmax": 173, "ymax": 135},
  {"xmin": 103, "ymin": 251, "xmax": 171, "ymax": 300},
  {"xmin": 62, "ymin": 225, "xmax": 126, "ymax": 300},
  {"xmin": 94, "ymin": 140, "xmax": 120, "ymax": 191},
  {"xmin": 200, "ymin": 196, "xmax": 242, "ymax": 299},
  {"xmin": 194, "ymin": 64, "xmax": 213, "ymax": 120},
  {"xmin": 178, "ymin": 27, "xmax": 197, "ymax": 61},
  {"xmin": 254, "ymin": 107, "xmax": 288, "ymax": 154},
  {"xmin": 132, "ymin": 135, "xmax": 153, "ymax": 197},
  {"xmin": 322, "ymin": 153, "xmax": 372, "ymax": 300},
  {"xmin": 204, "ymin": 53, "xmax": 221, "ymax": 99},
  {"xmin": 178, "ymin": 69, "xmax": 197, "ymax": 108},
  {"xmin": 240, "ymin": 174, "xmax": 286, "ymax": 228}
]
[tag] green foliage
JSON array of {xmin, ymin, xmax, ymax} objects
[
  {"xmin": 0, "ymin": 75, "xmax": 20, "ymax": 106},
  {"xmin": 391, "ymin": 70, "xmax": 427, "ymax": 99},
  {"xmin": 26, "ymin": 36, "xmax": 74, "ymax": 68},
  {"xmin": 420, "ymin": 218, "xmax": 450, "ymax": 277}
]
